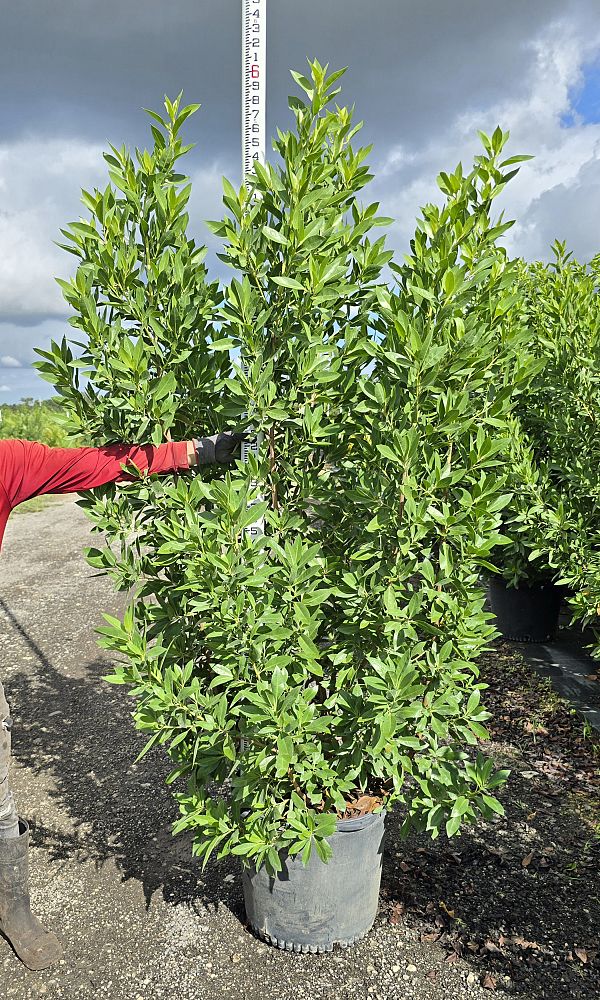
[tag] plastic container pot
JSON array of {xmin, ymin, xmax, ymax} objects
[
  {"xmin": 242, "ymin": 810, "xmax": 386, "ymax": 953},
  {"xmin": 488, "ymin": 575, "xmax": 562, "ymax": 642}
]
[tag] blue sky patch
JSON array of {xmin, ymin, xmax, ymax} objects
[{"xmin": 563, "ymin": 58, "xmax": 600, "ymax": 126}]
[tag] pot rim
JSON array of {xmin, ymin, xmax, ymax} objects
[{"xmin": 335, "ymin": 808, "xmax": 386, "ymax": 833}]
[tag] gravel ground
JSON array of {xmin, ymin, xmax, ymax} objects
[{"xmin": 0, "ymin": 496, "xmax": 598, "ymax": 1000}]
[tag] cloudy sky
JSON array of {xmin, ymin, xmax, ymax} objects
[{"xmin": 1, "ymin": 0, "xmax": 600, "ymax": 402}]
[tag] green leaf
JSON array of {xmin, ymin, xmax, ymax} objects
[
  {"xmin": 262, "ymin": 226, "xmax": 288, "ymax": 246},
  {"xmin": 271, "ymin": 275, "xmax": 304, "ymax": 291},
  {"xmin": 376, "ymin": 444, "xmax": 402, "ymax": 464},
  {"xmin": 482, "ymin": 794, "xmax": 505, "ymax": 816},
  {"xmin": 446, "ymin": 814, "xmax": 462, "ymax": 838},
  {"xmin": 209, "ymin": 338, "xmax": 236, "ymax": 351}
]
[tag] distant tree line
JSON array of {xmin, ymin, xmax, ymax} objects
[{"xmin": 0, "ymin": 398, "xmax": 84, "ymax": 447}]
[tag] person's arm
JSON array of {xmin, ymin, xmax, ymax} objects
[
  {"xmin": 0, "ymin": 434, "xmax": 244, "ymax": 550},
  {"xmin": 0, "ymin": 438, "xmax": 195, "ymax": 511}
]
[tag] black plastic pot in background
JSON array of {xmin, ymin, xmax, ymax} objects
[
  {"xmin": 488, "ymin": 575, "xmax": 562, "ymax": 643},
  {"xmin": 242, "ymin": 810, "xmax": 385, "ymax": 953}
]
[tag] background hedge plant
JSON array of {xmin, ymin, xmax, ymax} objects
[
  {"xmin": 496, "ymin": 245, "xmax": 600, "ymax": 645},
  {"xmin": 39, "ymin": 64, "xmax": 531, "ymax": 873}
]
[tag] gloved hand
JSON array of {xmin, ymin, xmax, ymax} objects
[{"xmin": 193, "ymin": 432, "xmax": 247, "ymax": 465}]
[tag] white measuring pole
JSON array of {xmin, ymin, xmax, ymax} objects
[
  {"xmin": 240, "ymin": 0, "xmax": 267, "ymax": 539},
  {"xmin": 242, "ymin": 0, "xmax": 267, "ymax": 178}
]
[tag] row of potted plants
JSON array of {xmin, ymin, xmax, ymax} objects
[
  {"xmin": 34, "ymin": 63, "xmax": 598, "ymax": 950},
  {"xmin": 487, "ymin": 244, "xmax": 600, "ymax": 644}
]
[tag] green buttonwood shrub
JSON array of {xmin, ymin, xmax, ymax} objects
[{"xmin": 39, "ymin": 65, "xmax": 529, "ymax": 872}]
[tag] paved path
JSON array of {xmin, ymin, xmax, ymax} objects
[{"xmin": 514, "ymin": 624, "xmax": 600, "ymax": 732}]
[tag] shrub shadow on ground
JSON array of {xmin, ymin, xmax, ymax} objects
[
  {"xmin": 2, "ymin": 595, "xmax": 600, "ymax": 998},
  {"xmin": 1, "ymin": 594, "xmax": 245, "ymax": 921},
  {"xmin": 380, "ymin": 643, "xmax": 600, "ymax": 997}
]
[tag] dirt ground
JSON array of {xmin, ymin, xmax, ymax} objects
[{"xmin": 0, "ymin": 496, "xmax": 598, "ymax": 1000}]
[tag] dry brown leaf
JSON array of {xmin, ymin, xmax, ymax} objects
[
  {"xmin": 354, "ymin": 794, "xmax": 380, "ymax": 814},
  {"xmin": 420, "ymin": 931, "xmax": 442, "ymax": 943},
  {"xmin": 389, "ymin": 901, "xmax": 406, "ymax": 926},
  {"xmin": 512, "ymin": 936, "xmax": 538, "ymax": 950},
  {"xmin": 521, "ymin": 851, "xmax": 535, "ymax": 868},
  {"xmin": 524, "ymin": 720, "xmax": 549, "ymax": 735},
  {"xmin": 445, "ymin": 951, "xmax": 458, "ymax": 964},
  {"xmin": 574, "ymin": 948, "xmax": 589, "ymax": 964},
  {"xmin": 483, "ymin": 939, "xmax": 501, "ymax": 953},
  {"xmin": 482, "ymin": 973, "xmax": 497, "ymax": 990}
]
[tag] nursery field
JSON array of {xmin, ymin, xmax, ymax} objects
[
  {"xmin": 0, "ymin": 497, "xmax": 598, "ymax": 1000},
  {"xmin": 0, "ymin": 399, "xmax": 79, "ymax": 447}
]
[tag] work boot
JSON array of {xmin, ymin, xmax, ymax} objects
[{"xmin": 0, "ymin": 820, "xmax": 63, "ymax": 970}]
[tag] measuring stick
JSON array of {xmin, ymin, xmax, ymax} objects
[
  {"xmin": 242, "ymin": 0, "xmax": 267, "ymax": 178},
  {"xmin": 241, "ymin": 0, "xmax": 267, "ymax": 539}
]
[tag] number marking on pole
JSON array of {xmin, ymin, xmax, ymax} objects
[
  {"xmin": 242, "ymin": 0, "xmax": 267, "ymax": 179},
  {"xmin": 241, "ymin": 0, "xmax": 267, "ymax": 540}
]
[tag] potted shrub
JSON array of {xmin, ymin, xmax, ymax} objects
[
  {"xmin": 486, "ymin": 422, "xmax": 564, "ymax": 641},
  {"xmin": 517, "ymin": 247, "xmax": 600, "ymax": 649},
  {"xmin": 38, "ymin": 66, "xmax": 520, "ymax": 952},
  {"xmin": 488, "ymin": 245, "xmax": 600, "ymax": 643}
]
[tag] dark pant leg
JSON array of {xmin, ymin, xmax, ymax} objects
[{"xmin": 0, "ymin": 681, "xmax": 19, "ymax": 839}]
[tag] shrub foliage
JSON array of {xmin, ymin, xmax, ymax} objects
[
  {"xmin": 497, "ymin": 245, "xmax": 600, "ymax": 645},
  {"xmin": 38, "ymin": 65, "xmax": 537, "ymax": 871}
]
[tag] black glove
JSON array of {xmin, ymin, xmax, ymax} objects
[{"xmin": 194, "ymin": 432, "xmax": 247, "ymax": 465}]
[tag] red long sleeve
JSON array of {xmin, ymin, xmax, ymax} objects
[{"xmin": 0, "ymin": 438, "xmax": 189, "ymax": 550}]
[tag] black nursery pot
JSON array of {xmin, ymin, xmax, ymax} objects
[
  {"xmin": 242, "ymin": 811, "xmax": 386, "ymax": 953},
  {"xmin": 488, "ymin": 576, "xmax": 562, "ymax": 643}
]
